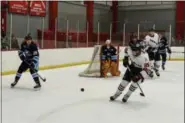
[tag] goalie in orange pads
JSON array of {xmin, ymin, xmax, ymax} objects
[{"xmin": 100, "ymin": 39, "xmax": 120, "ymax": 77}]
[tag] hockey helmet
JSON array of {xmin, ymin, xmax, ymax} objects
[
  {"xmin": 24, "ymin": 35, "xmax": 32, "ymax": 45},
  {"xmin": 105, "ymin": 39, "xmax": 111, "ymax": 45},
  {"xmin": 148, "ymin": 28, "xmax": 155, "ymax": 37},
  {"xmin": 131, "ymin": 42, "xmax": 142, "ymax": 56},
  {"xmin": 25, "ymin": 35, "xmax": 32, "ymax": 40}
]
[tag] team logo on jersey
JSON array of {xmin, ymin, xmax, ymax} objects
[
  {"xmin": 150, "ymin": 39, "xmax": 157, "ymax": 44},
  {"xmin": 131, "ymin": 61, "xmax": 142, "ymax": 68}
]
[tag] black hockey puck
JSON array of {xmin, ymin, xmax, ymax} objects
[{"xmin": 81, "ymin": 88, "xmax": 84, "ymax": 92}]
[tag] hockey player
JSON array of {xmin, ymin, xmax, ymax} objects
[
  {"xmin": 110, "ymin": 42, "xmax": 151, "ymax": 102},
  {"xmin": 144, "ymin": 29, "xmax": 160, "ymax": 76},
  {"xmin": 101, "ymin": 39, "xmax": 120, "ymax": 77},
  {"xmin": 129, "ymin": 35, "xmax": 138, "ymax": 47},
  {"xmin": 158, "ymin": 34, "xmax": 172, "ymax": 70},
  {"xmin": 129, "ymin": 36, "xmax": 154, "ymax": 78},
  {"xmin": 11, "ymin": 35, "xmax": 41, "ymax": 90}
]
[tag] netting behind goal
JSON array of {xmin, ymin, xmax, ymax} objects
[
  {"xmin": 79, "ymin": 45, "xmax": 119, "ymax": 77},
  {"xmin": 79, "ymin": 45, "xmax": 101, "ymax": 77}
]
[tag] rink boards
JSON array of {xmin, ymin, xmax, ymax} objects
[{"xmin": 1, "ymin": 47, "xmax": 184, "ymax": 75}]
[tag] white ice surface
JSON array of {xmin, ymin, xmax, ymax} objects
[{"xmin": 2, "ymin": 61, "xmax": 184, "ymax": 123}]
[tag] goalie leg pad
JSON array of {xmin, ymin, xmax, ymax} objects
[
  {"xmin": 101, "ymin": 60, "xmax": 111, "ymax": 77},
  {"xmin": 110, "ymin": 61, "xmax": 120, "ymax": 76}
]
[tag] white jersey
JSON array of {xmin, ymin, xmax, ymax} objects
[
  {"xmin": 144, "ymin": 33, "xmax": 159, "ymax": 48},
  {"xmin": 125, "ymin": 47, "xmax": 151, "ymax": 78}
]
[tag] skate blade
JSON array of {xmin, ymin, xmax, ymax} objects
[
  {"xmin": 34, "ymin": 87, "xmax": 41, "ymax": 91},
  {"xmin": 10, "ymin": 85, "xmax": 16, "ymax": 88}
]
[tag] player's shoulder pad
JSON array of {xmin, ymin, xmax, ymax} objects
[
  {"xmin": 30, "ymin": 42, "xmax": 39, "ymax": 50},
  {"xmin": 145, "ymin": 35, "xmax": 150, "ymax": 40},
  {"xmin": 154, "ymin": 33, "xmax": 159, "ymax": 37}
]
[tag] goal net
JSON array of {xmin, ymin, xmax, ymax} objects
[{"xmin": 79, "ymin": 45, "xmax": 119, "ymax": 77}]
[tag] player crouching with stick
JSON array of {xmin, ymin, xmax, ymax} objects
[
  {"xmin": 110, "ymin": 41, "xmax": 152, "ymax": 102},
  {"xmin": 100, "ymin": 39, "xmax": 120, "ymax": 78},
  {"xmin": 11, "ymin": 35, "xmax": 42, "ymax": 90}
]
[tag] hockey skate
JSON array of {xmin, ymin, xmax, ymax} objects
[
  {"xmin": 152, "ymin": 66, "xmax": 160, "ymax": 77},
  {"xmin": 148, "ymin": 70, "xmax": 154, "ymax": 78},
  {"xmin": 122, "ymin": 94, "xmax": 130, "ymax": 103},
  {"xmin": 110, "ymin": 93, "xmax": 121, "ymax": 101},
  {"xmin": 154, "ymin": 69, "xmax": 160, "ymax": 77},
  {"xmin": 34, "ymin": 84, "xmax": 41, "ymax": 90},
  {"xmin": 162, "ymin": 64, "xmax": 165, "ymax": 70},
  {"xmin": 11, "ymin": 81, "xmax": 18, "ymax": 88}
]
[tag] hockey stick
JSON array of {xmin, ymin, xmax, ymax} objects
[
  {"xmin": 168, "ymin": 53, "xmax": 171, "ymax": 60},
  {"xmin": 24, "ymin": 60, "xmax": 46, "ymax": 82},
  {"xmin": 172, "ymin": 51, "xmax": 184, "ymax": 53},
  {"xmin": 127, "ymin": 66, "xmax": 145, "ymax": 97}
]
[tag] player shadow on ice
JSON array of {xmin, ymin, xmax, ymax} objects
[
  {"xmin": 110, "ymin": 99, "xmax": 149, "ymax": 110},
  {"xmin": 160, "ymin": 70, "xmax": 174, "ymax": 73},
  {"xmin": 4, "ymin": 86, "xmax": 36, "ymax": 92},
  {"xmin": 36, "ymin": 97, "xmax": 149, "ymax": 123}
]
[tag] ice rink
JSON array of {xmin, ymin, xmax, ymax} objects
[{"xmin": 2, "ymin": 61, "xmax": 184, "ymax": 123}]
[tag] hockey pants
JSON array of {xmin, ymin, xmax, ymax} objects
[{"xmin": 15, "ymin": 61, "xmax": 40, "ymax": 85}]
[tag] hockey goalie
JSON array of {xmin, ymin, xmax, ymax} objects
[
  {"xmin": 79, "ymin": 39, "xmax": 120, "ymax": 78},
  {"xmin": 100, "ymin": 39, "xmax": 120, "ymax": 77}
]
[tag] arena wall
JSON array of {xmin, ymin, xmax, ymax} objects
[{"xmin": 1, "ymin": 47, "xmax": 184, "ymax": 75}]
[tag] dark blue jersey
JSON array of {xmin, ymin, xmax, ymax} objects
[
  {"xmin": 101, "ymin": 45, "xmax": 117, "ymax": 61},
  {"xmin": 19, "ymin": 41, "xmax": 39, "ymax": 62},
  {"xmin": 158, "ymin": 36, "xmax": 171, "ymax": 54}
]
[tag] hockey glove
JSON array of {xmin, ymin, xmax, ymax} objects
[
  {"xmin": 29, "ymin": 61, "xmax": 39, "ymax": 71},
  {"xmin": 146, "ymin": 47, "xmax": 152, "ymax": 54},
  {"xmin": 18, "ymin": 50, "xmax": 26, "ymax": 61},
  {"xmin": 167, "ymin": 48, "xmax": 172, "ymax": 54},
  {"xmin": 132, "ymin": 73, "xmax": 144, "ymax": 83},
  {"xmin": 123, "ymin": 56, "xmax": 129, "ymax": 67}
]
